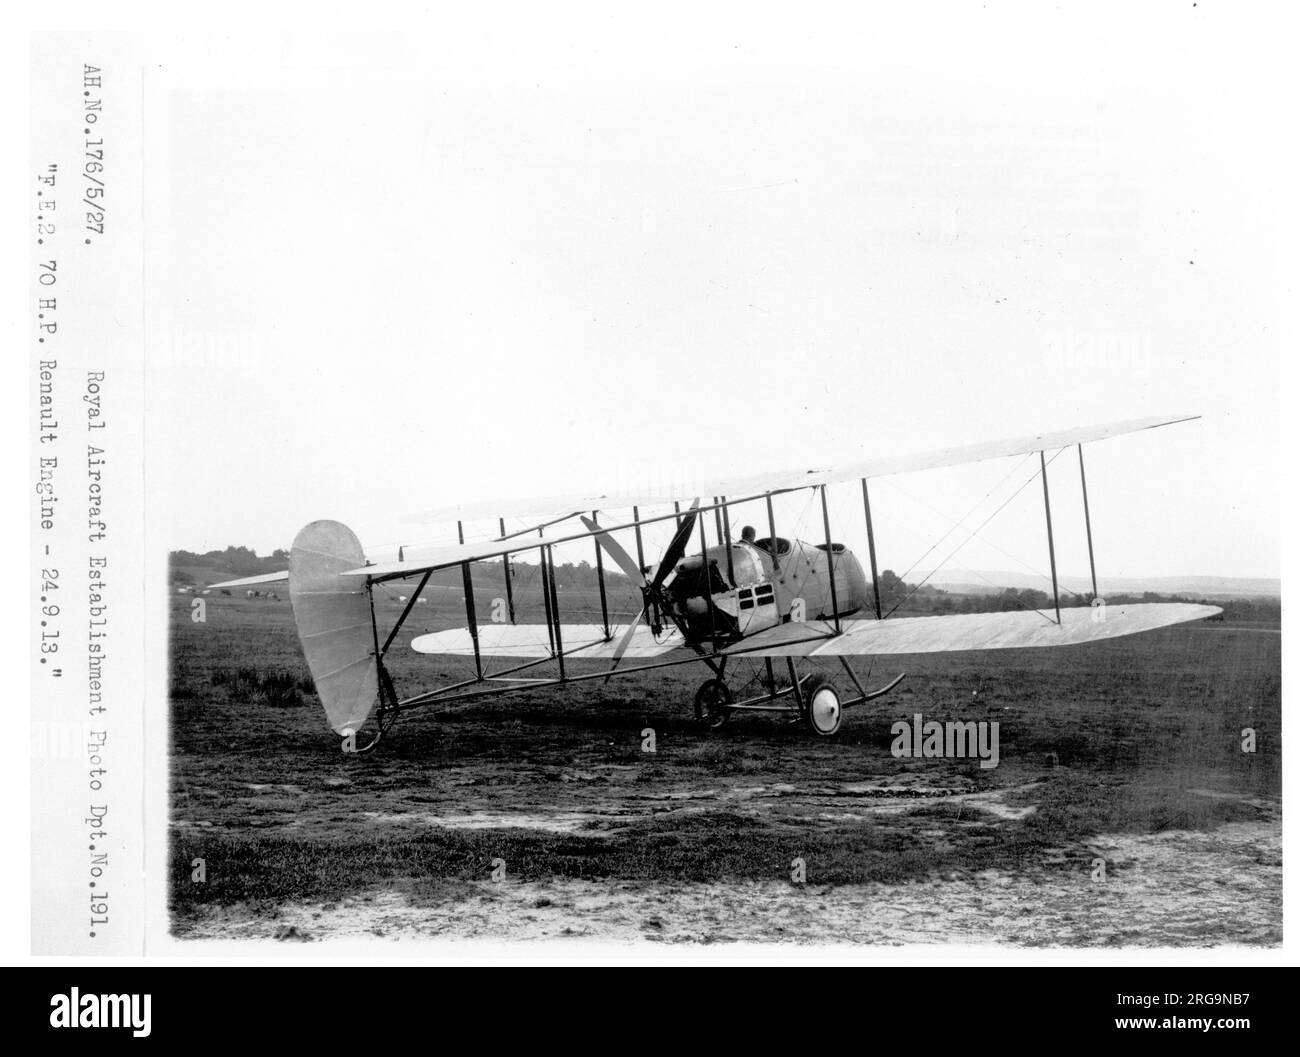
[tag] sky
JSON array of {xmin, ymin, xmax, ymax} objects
[{"xmin": 147, "ymin": 7, "xmax": 1281, "ymax": 580}]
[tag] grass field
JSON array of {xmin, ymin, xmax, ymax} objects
[{"xmin": 169, "ymin": 592, "xmax": 1280, "ymax": 945}]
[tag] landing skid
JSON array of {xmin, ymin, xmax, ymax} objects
[{"xmin": 346, "ymin": 665, "xmax": 402, "ymax": 755}]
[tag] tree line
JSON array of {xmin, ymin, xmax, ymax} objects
[{"xmin": 169, "ymin": 548, "xmax": 1279, "ymax": 624}]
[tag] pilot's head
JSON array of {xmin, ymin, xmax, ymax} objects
[{"xmin": 740, "ymin": 525, "xmax": 756, "ymax": 543}]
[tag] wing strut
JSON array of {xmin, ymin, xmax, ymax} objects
[
  {"xmin": 860, "ymin": 478, "xmax": 883, "ymax": 620},
  {"xmin": 765, "ymin": 493, "xmax": 780, "ymax": 574},
  {"xmin": 1039, "ymin": 450, "xmax": 1061, "ymax": 624},
  {"xmin": 591, "ymin": 510, "xmax": 610, "ymax": 639},
  {"xmin": 461, "ymin": 562, "xmax": 482, "ymax": 680},
  {"xmin": 820, "ymin": 484, "xmax": 841, "ymax": 633},
  {"xmin": 1077, "ymin": 445, "xmax": 1099, "ymax": 598},
  {"xmin": 498, "ymin": 517, "xmax": 516, "ymax": 623},
  {"xmin": 632, "ymin": 506, "xmax": 646, "ymax": 575},
  {"xmin": 382, "ymin": 569, "xmax": 432, "ymax": 655},
  {"xmin": 539, "ymin": 536, "xmax": 556, "ymax": 654},
  {"xmin": 721, "ymin": 495, "xmax": 735, "ymax": 585},
  {"xmin": 700, "ymin": 509, "xmax": 718, "ymax": 645},
  {"xmin": 546, "ymin": 545, "xmax": 566, "ymax": 680}
]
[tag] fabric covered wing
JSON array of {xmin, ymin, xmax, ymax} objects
[
  {"xmin": 208, "ymin": 569, "xmax": 290, "ymax": 589},
  {"xmin": 726, "ymin": 602, "xmax": 1221, "ymax": 657},
  {"xmin": 400, "ymin": 414, "xmax": 1196, "ymax": 526},
  {"xmin": 410, "ymin": 623, "xmax": 685, "ymax": 660}
]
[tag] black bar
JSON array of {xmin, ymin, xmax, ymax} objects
[
  {"xmin": 861, "ymin": 478, "xmax": 883, "ymax": 620},
  {"xmin": 1078, "ymin": 444, "xmax": 1099, "ymax": 599},
  {"xmin": 1040, "ymin": 450, "xmax": 1061, "ymax": 624},
  {"xmin": 712, "ymin": 496, "xmax": 723, "ymax": 547},
  {"xmin": 457, "ymin": 520, "xmax": 464, "ymax": 545},
  {"xmin": 17, "ymin": 968, "xmax": 1288, "ymax": 1043}
]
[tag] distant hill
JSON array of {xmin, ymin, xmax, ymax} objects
[
  {"xmin": 921, "ymin": 570, "xmax": 1280, "ymax": 600},
  {"xmin": 170, "ymin": 546, "xmax": 290, "ymax": 586}
]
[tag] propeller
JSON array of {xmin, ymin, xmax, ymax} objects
[{"xmin": 581, "ymin": 499, "xmax": 701, "ymax": 669}]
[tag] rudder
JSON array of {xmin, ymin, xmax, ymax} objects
[{"xmin": 288, "ymin": 520, "xmax": 377, "ymax": 736}]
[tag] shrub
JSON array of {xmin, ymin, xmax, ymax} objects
[{"xmin": 212, "ymin": 667, "xmax": 315, "ymax": 708}]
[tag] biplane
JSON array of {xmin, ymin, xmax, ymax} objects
[{"xmin": 212, "ymin": 415, "xmax": 1220, "ymax": 751}]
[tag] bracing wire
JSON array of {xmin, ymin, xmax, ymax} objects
[
  {"xmin": 883, "ymin": 448, "xmax": 1070, "ymax": 622},
  {"xmin": 881, "ymin": 455, "xmax": 1087, "ymax": 603},
  {"xmin": 884, "ymin": 452, "xmax": 1038, "ymax": 586}
]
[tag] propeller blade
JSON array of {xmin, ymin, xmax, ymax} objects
[
  {"xmin": 581, "ymin": 514, "xmax": 645, "ymax": 584},
  {"xmin": 650, "ymin": 499, "xmax": 701, "ymax": 592},
  {"xmin": 602, "ymin": 609, "xmax": 647, "ymax": 683},
  {"xmin": 611, "ymin": 611, "xmax": 645, "ymax": 663}
]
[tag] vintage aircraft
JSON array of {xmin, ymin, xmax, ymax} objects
[{"xmin": 212, "ymin": 415, "xmax": 1220, "ymax": 751}]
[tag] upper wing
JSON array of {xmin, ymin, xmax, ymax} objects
[
  {"xmin": 791, "ymin": 414, "xmax": 1196, "ymax": 489},
  {"xmin": 401, "ymin": 414, "xmax": 1197, "ymax": 525},
  {"xmin": 365, "ymin": 414, "xmax": 1199, "ymax": 582},
  {"xmin": 724, "ymin": 602, "xmax": 1221, "ymax": 658}
]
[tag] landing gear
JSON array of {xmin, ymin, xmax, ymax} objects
[
  {"xmin": 691, "ymin": 663, "xmax": 878, "ymax": 737},
  {"xmin": 801, "ymin": 675, "xmax": 843, "ymax": 736},
  {"xmin": 694, "ymin": 678, "xmax": 731, "ymax": 729}
]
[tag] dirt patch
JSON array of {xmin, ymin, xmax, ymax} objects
[{"xmin": 177, "ymin": 819, "xmax": 1280, "ymax": 946}]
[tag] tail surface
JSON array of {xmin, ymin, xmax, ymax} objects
[{"xmin": 288, "ymin": 520, "xmax": 377, "ymax": 736}]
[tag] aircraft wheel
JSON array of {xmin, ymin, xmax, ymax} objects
[
  {"xmin": 694, "ymin": 679, "xmax": 731, "ymax": 729},
  {"xmin": 802, "ymin": 675, "xmax": 842, "ymax": 736}
]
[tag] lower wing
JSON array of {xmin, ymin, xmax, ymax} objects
[
  {"xmin": 724, "ymin": 602, "xmax": 1221, "ymax": 657},
  {"xmin": 407, "ymin": 603, "xmax": 1219, "ymax": 660},
  {"xmin": 411, "ymin": 623, "xmax": 685, "ymax": 660}
]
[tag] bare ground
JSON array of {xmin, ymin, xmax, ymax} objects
[{"xmin": 180, "ymin": 813, "xmax": 1280, "ymax": 946}]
